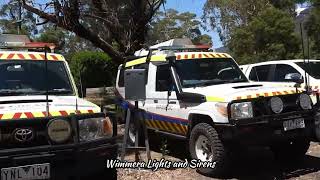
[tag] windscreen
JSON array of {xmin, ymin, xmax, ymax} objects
[
  {"xmin": 0, "ymin": 60, "xmax": 74, "ymax": 96},
  {"xmin": 296, "ymin": 62, "xmax": 320, "ymax": 79},
  {"xmin": 175, "ymin": 58, "xmax": 248, "ymax": 88}
]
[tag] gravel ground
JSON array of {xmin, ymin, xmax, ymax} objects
[{"xmin": 116, "ymin": 125, "xmax": 320, "ymax": 180}]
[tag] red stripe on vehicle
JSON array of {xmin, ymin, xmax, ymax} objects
[
  {"xmin": 209, "ymin": 53, "xmax": 216, "ymax": 58},
  {"xmin": 42, "ymin": 111, "xmax": 51, "ymax": 117},
  {"xmin": 17, "ymin": 54, "xmax": 25, "ymax": 59},
  {"xmin": 88, "ymin": 110, "xmax": 94, "ymax": 113},
  {"xmin": 256, "ymin": 94, "xmax": 260, "ymax": 97},
  {"xmin": 59, "ymin": 111, "xmax": 68, "ymax": 116},
  {"xmin": 184, "ymin": 54, "xmax": 188, "ymax": 59},
  {"xmin": 29, "ymin": 54, "xmax": 37, "ymax": 60},
  {"xmin": 51, "ymin": 55, "xmax": 58, "ymax": 60},
  {"xmin": 272, "ymin": 92, "xmax": 277, "ymax": 96},
  {"xmin": 13, "ymin": 113, "xmax": 22, "ymax": 119},
  {"xmin": 247, "ymin": 95, "xmax": 252, "ymax": 99},
  {"xmin": 237, "ymin": 96, "xmax": 242, "ymax": 100},
  {"xmin": 191, "ymin": 54, "xmax": 195, "ymax": 59},
  {"xmin": 24, "ymin": 112, "xmax": 34, "ymax": 118},
  {"xmin": 216, "ymin": 54, "xmax": 222, "ymax": 58},
  {"xmin": 277, "ymin": 91, "xmax": 282, "ymax": 95},
  {"xmin": 198, "ymin": 54, "xmax": 202, "ymax": 58},
  {"xmin": 264, "ymin": 93, "xmax": 269, "ymax": 97},
  {"xmin": 0, "ymin": 114, "xmax": 3, "ymax": 119},
  {"xmin": 7, "ymin": 53, "xmax": 14, "ymax": 59},
  {"xmin": 40, "ymin": 54, "xmax": 46, "ymax": 60},
  {"xmin": 203, "ymin": 53, "xmax": 209, "ymax": 58},
  {"xmin": 177, "ymin": 55, "xmax": 181, "ymax": 60},
  {"xmin": 0, "ymin": 53, "xmax": 3, "ymax": 59}
]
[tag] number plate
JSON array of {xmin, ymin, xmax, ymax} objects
[
  {"xmin": 283, "ymin": 118, "xmax": 305, "ymax": 131},
  {"xmin": 1, "ymin": 163, "xmax": 50, "ymax": 180}
]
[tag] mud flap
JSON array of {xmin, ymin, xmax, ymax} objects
[{"xmin": 315, "ymin": 113, "xmax": 320, "ymax": 141}]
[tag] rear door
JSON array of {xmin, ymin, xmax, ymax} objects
[{"xmin": 248, "ymin": 64, "xmax": 274, "ymax": 82}]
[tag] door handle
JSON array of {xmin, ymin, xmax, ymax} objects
[{"xmin": 168, "ymin": 101, "xmax": 176, "ymax": 104}]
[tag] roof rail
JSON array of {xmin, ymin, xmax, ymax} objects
[{"xmin": 150, "ymin": 45, "xmax": 211, "ymax": 51}]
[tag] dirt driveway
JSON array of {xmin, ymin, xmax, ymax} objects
[{"xmin": 117, "ymin": 126, "xmax": 320, "ymax": 180}]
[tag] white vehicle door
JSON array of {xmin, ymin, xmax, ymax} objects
[{"xmin": 144, "ymin": 62, "xmax": 188, "ymax": 135}]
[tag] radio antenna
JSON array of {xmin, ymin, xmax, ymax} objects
[
  {"xmin": 44, "ymin": 46, "xmax": 50, "ymax": 116},
  {"xmin": 299, "ymin": 22, "xmax": 309, "ymax": 93}
]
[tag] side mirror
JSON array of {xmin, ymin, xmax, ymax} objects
[
  {"xmin": 285, "ymin": 73, "xmax": 304, "ymax": 84},
  {"xmin": 177, "ymin": 92, "xmax": 206, "ymax": 103},
  {"xmin": 166, "ymin": 51, "xmax": 176, "ymax": 65}
]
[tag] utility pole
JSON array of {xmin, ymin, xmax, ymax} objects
[{"xmin": 17, "ymin": 0, "xmax": 22, "ymax": 34}]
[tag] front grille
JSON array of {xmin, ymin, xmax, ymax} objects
[
  {"xmin": 252, "ymin": 94, "xmax": 302, "ymax": 117},
  {"xmin": 0, "ymin": 117, "xmax": 74, "ymax": 150}
]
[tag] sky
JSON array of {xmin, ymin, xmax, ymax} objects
[{"xmin": 162, "ymin": 0, "xmax": 223, "ymax": 48}]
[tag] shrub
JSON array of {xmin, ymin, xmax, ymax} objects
[{"xmin": 69, "ymin": 51, "xmax": 118, "ymax": 90}]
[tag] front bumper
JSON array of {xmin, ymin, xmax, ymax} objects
[
  {"xmin": 0, "ymin": 137, "xmax": 118, "ymax": 179},
  {"xmin": 216, "ymin": 111, "xmax": 316, "ymax": 146}
]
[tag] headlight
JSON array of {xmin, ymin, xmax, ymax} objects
[
  {"xmin": 79, "ymin": 117, "xmax": 113, "ymax": 141},
  {"xmin": 270, "ymin": 97, "xmax": 284, "ymax": 114},
  {"xmin": 299, "ymin": 94, "xmax": 312, "ymax": 110},
  {"xmin": 47, "ymin": 119, "xmax": 72, "ymax": 143},
  {"xmin": 231, "ymin": 102, "xmax": 253, "ymax": 119}
]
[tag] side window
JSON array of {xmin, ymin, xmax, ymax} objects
[
  {"xmin": 249, "ymin": 65, "xmax": 272, "ymax": 81},
  {"xmin": 134, "ymin": 64, "xmax": 147, "ymax": 69},
  {"xmin": 273, "ymin": 64, "xmax": 300, "ymax": 82},
  {"xmin": 118, "ymin": 68, "xmax": 124, "ymax": 87},
  {"xmin": 156, "ymin": 65, "xmax": 172, "ymax": 91}
]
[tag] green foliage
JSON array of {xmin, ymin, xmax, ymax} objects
[
  {"xmin": 228, "ymin": 7, "xmax": 300, "ymax": 64},
  {"xmin": 0, "ymin": 1, "xmax": 36, "ymax": 36},
  {"xmin": 69, "ymin": 51, "xmax": 117, "ymax": 89},
  {"xmin": 203, "ymin": 0, "xmax": 300, "ymax": 43},
  {"xmin": 147, "ymin": 9, "xmax": 212, "ymax": 45},
  {"xmin": 36, "ymin": 26, "xmax": 66, "ymax": 51},
  {"xmin": 306, "ymin": 0, "xmax": 320, "ymax": 58}
]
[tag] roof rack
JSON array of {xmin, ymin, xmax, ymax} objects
[{"xmin": 150, "ymin": 45, "xmax": 211, "ymax": 51}]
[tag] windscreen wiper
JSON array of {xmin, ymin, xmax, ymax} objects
[
  {"xmin": 36, "ymin": 89, "xmax": 73, "ymax": 95},
  {"xmin": 0, "ymin": 89, "xmax": 33, "ymax": 96},
  {"xmin": 195, "ymin": 79, "xmax": 230, "ymax": 87}
]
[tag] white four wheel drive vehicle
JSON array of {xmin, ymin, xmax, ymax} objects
[
  {"xmin": 115, "ymin": 44, "xmax": 318, "ymax": 175},
  {"xmin": 0, "ymin": 35, "xmax": 117, "ymax": 180},
  {"xmin": 240, "ymin": 59, "xmax": 320, "ymax": 105}
]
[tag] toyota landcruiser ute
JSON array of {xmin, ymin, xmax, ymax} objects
[
  {"xmin": 115, "ymin": 43, "xmax": 318, "ymax": 175},
  {"xmin": 0, "ymin": 46, "xmax": 117, "ymax": 179}
]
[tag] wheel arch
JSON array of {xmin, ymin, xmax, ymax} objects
[{"xmin": 187, "ymin": 110, "xmax": 216, "ymax": 137}]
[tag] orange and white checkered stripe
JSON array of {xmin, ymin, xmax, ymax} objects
[
  {"xmin": 0, "ymin": 109, "xmax": 98, "ymax": 120},
  {"xmin": 0, "ymin": 52, "xmax": 65, "ymax": 61},
  {"xmin": 235, "ymin": 89, "xmax": 304, "ymax": 100},
  {"xmin": 176, "ymin": 53, "xmax": 231, "ymax": 60}
]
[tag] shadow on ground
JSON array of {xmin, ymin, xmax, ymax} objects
[{"xmin": 148, "ymin": 134, "xmax": 320, "ymax": 180}]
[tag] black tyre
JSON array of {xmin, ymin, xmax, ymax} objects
[
  {"xmin": 127, "ymin": 119, "xmax": 137, "ymax": 145},
  {"xmin": 271, "ymin": 139, "xmax": 310, "ymax": 161},
  {"xmin": 126, "ymin": 110, "xmax": 145, "ymax": 146},
  {"xmin": 189, "ymin": 123, "xmax": 230, "ymax": 176}
]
